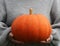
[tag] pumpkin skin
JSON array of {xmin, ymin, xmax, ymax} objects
[{"xmin": 11, "ymin": 8, "xmax": 52, "ymax": 43}]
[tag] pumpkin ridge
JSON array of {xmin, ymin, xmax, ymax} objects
[{"xmin": 36, "ymin": 15, "xmax": 41, "ymax": 42}]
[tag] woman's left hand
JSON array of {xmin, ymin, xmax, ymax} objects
[{"xmin": 40, "ymin": 35, "xmax": 53, "ymax": 43}]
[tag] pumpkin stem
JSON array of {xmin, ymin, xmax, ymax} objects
[{"xmin": 29, "ymin": 8, "xmax": 32, "ymax": 15}]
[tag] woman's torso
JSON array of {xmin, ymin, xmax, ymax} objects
[{"xmin": 5, "ymin": 0, "xmax": 53, "ymax": 26}]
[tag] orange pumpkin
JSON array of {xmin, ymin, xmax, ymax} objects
[{"xmin": 11, "ymin": 8, "xmax": 52, "ymax": 43}]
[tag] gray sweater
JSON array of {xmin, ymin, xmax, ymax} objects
[{"xmin": 0, "ymin": 0, "xmax": 60, "ymax": 46}]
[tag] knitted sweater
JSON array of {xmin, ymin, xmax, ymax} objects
[{"xmin": 0, "ymin": 0, "xmax": 60, "ymax": 46}]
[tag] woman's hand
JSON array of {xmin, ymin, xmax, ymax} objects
[
  {"xmin": 40, "ymin": 35, "xmax": 53, "ymax": 43},
  {"xmin": 40, "ymin": 37, "xmax": 50, "ymax": 43},
  {"xmin": 9, "ymin": 32, "xmax": 24, "ymax": 44}
]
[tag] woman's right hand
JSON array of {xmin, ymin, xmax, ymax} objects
[{"xmin": 9, "ymin": 32, "xmax": 24, "ymax": 44}]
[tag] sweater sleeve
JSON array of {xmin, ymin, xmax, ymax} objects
[
  {"xmin": 0, "ymin": 0, "xmax": 11, "ymax": 45},
  {"xmin": 50, "ymin": 0, "xmax": 60, "ymax": 46}
]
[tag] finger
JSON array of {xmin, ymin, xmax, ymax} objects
[
  {"xmin": 40, "ymin": 41, "xmax": 47, "ymax": 43},
  {"xmin": 46, "ymin": 37, "xmax": 50, "ymax": 42},
  {"xmin": 9, "ymin": 32, "xmax": 13, "ymax": 37}
]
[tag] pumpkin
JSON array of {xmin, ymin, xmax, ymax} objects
[{"xmin": 11, "ymin": 8, "xmax": 52, "ymax": 43}]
